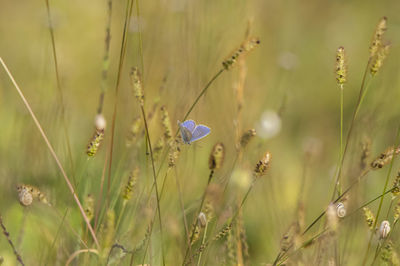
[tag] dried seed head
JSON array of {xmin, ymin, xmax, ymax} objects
[
  {"xmin": 392, "ymin": 171, "xmax": 400, "ymax": 197},
  {"xmin": 327, "ymin": 204, "xmax": 338, "ymax": 231},
  {"xmin": 191, "ymin": 223, "xmax": 200, "ymax": 245},
  {"xmin": 160, "ymin": 106, "xmax": 173, "ymax": 144},
  {"xmin": 168, "ymin": 139, "xmax": 181, "ymax": 168},
  {"xmin": 381, "ymin": 240, "xmax": 393, "ymax": 263},
  {"xmin": 213, "ymin": 224, "xmax": 232, "ymax": 241},
  {"xmin": 370, "ymin": 43, "xmax": 390, "ymax": 75},
  {"xmin": 126, "ymin": 117, "xmax": 142, "ymax": 147},
  {"xmin": 239, "ymin": 129, "xmax": 256, "ymax": 150},
  {"xmin": 254, "ymin": 151, "xmax": 271, "ymax": 178},
  {"xmin": 363, "ymin": 207, "xmax": 375, "ymax": 230},
  {"xmin": 371, "ymin": 146, "xmax": 400, "ymax": 169},
  {"xmin": 370, "ymin": 17, "xmax": 387, "ymax": 59},
  {"xmin": 122, "ymin": 167, "xmax": 139, "ymax": 201},
  {"xmin": 222, "ymin": 37, "xmax": 260, "ymax": 70},
  {"xmin": 208, "ymin": 142, "xmax": 225, "ymax": 170},
  {"xmin": 17, "ymin": 186, "xmax": 33, "ymax": 206},
  {"xmin": 130, "ymin": 67, "xmax": 144, "ymax": 106},
  {"xmin": 95, "ymin": 114, "xmax": 106, "ymax": 130},
  {"xmin": 379, "ymin": 220, "xmax": 391, "ymax": 239},
  {"xmin": 395, "ymin": 201, "xmax": 400, "ymax": 222},
  {"xmin": 198, "ymin": 212, "xmax": 207, "ymax": 227},
  {"xmin": 360, "ymin": 137, "xmax": 371, "ymax": 170},
  {"xmin": 336, "ymin": 202, "xmax": 346, "ymax": 218},
  {"xmin": 204, "ymin": 201, "xmax": 215, "ymax": 221},
  {"xmin": 87, "ymin": 128, "xmax": 105, "ymax": 157},
  {"xmin": 280, "ymin": 223, "xmax": 300, "ymax": 252},
  {"xmin": 84, "ymin": 194, "xmax": 95, "ymax": 222},
  {"xmin": 335, "ymin": 46, "xmax": 347, "ymax": 85},
  {"xmin": 153, "ymin": 137, "xmax": 165, "ymax": 161}
]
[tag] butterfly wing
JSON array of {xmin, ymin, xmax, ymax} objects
[
  {"xmin": 189, "ymin": 125, "xmax": 211, "ymax": 143},
  {"xmin": 181, "ymin": 120, "xmax": 196, "ymax": 132},
  {"xmin": 179, "ymin": 123, "xmax": 193, "ymax": 144}
]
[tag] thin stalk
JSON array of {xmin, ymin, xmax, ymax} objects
[
  {"xmin": 331, "ymin": 59, "xmax": 372, "ymax": 200},
  {"xmin": 97, "ymin": 0, "xmax": 112, "ymax": 114},
  {"xmin": 0, "ymin": 57, "xmax": 99, "ymax": 248},
  {"xmin": 0, "ymin": 216, "xmax": 24, "ymax": 265},
  {"xmin": 140, "ymin": 105, "xmax": 166, "ymax": 266},
  {"xmin": 362, "ymin": 126, "xmax": 400, "ymax": 264},
  {"xmin": 184, "ymin": 169, "xmax": 215, "ymax": 264},
  {"xmin": 197, "ymin": 221, "xmax": 209, "ymax": 266},
  {"xmin": 44, "ymin": 0, "xmax": 75, "ymax": 185},
  {"xmin": 338, "ymin": 85, "xmax": 344, "ymax": 195},
  {"xmin": 106, "ymin": 0, "xmax": 134, "ymax": 208},
  {"xmin": 115, "ymin": 201, "xmax": 127, "ymax": 233}
]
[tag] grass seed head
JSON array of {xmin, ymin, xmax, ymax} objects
[
  {"xmin": 239, "ymin": 128, "xmax": 256, "ymax": 150},
  {"xmin": 370, "ymin": 17, "xmax": 387, "ymax": 59},
  {"xmin": 363, "ymin": 207, "xmax": 375, "ymax": 230},
  {"xmin": 122, "ymin": 167, "xmax": 139, "ymax": 201},
  {"xmin": 160, "ymin": 106, "xmax": 173, "ymax": 144},
  {"xmin": 371, "ymin": 146, "xmax": 400, "ymax": 169},
  {"xmin": 370, "ymin": 42, "xmax": 390, "ymax": 76},
  {"xmin": 87, "ymin": 128, "xmax": 105, "ymax": 157},
  {"xmin": 84, "ymin": 194, "xmax": 95, "ymax": 222},
  {"xmin": 130, "ymin": 67, "xmax": 144, "ymax": 106},
  {"xmin": 222, "ymin": 37, "xmax": 260, "ymax": 70},
  {"xmin": 126, "ymin": 117, "xmax": 142, "ymax": 147},
  {"xmin": 254, "ymin": 151, "xmax": 271, "ymax": 178},
  {"xmin": 209, "ymin": 142, "xmax": 225, "ymax": 170},
  {"xmin": 335, "ymin": 46, "xmax": 347, "ymax": 85}
]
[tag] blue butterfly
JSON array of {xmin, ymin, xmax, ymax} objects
[{"xmin": 178, "ymin": 120, "xmax": 211, "ymax": 144}]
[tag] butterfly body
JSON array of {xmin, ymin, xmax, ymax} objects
[{"xmin": 178, "ymin": 120, "xmax": 211, "ymax": 144}]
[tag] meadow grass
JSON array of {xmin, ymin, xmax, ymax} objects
[{"xmin": 1, "ymin": 1, "xmax": 400, "ymax": 265}]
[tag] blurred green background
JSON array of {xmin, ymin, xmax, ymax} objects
[{"xmin": 1, "ymin": 0, "xmax": 400, "ymax": 265}]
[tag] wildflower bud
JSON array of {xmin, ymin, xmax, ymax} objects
[
  {"xmin": 87, "ymin": 128, "xmax": 105, "ymax": 157},
  {"xmin": 122, "ymin": 167, "xmax": 139, "ymax": 201},
  {"xmin": 254, "ymin": 151, "xmax": 271, "ymax": 178},
  {"xmin": 222, "ymin": 37, "xmax": 260, "ymax": 70},
  {"xmin": 17, "ymin": 185, "xmax": 33, "ymax": 206},
  {"xmin": 84, "ymin": 194, "xmax": 95, "ymax": 222},
  {"xmin": 363, "ymin": 207, "xmax": 375, "ymax": 230},
  {"xmin": 370, "ymin": 17, "xmax": 387, "ymax": 59},
  {"xmin": 130, "ymin": 67, "xmax": 144, "ymax": 106},
  {"xmin": 370, "ymin": 43, "xmax": 390, "ymax": 75},
  {"xmin": 208, "ymin": 142, "xmax": 225, "ymax": 170},
  {"xmin": 160, "ymin": 106, "xmax": 173, "ymax": 144},
  {"xmin": 335, "ymin": 46, "xmax": 347, "ymax": 85},
  {"xmin": 95, "ymin": 114, "xmax": 106, "ymax": 130},
  {"xmin": 336, "ymin": 202, "xmax": 346, "ymax": 218},
  {"xmin": 379, "ymin": 220, "xmax": 391, "ymax": 239},
  {"xmin": 198, "ymin": 212, "xmax": 207, "ymax": 227},
  {"xmin": 239, "ymin": 128, "xmax": 256, "ymax": 150}
]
